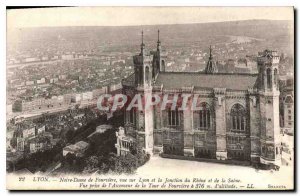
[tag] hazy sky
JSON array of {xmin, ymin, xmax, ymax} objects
[{"xmin": 7, "ymin": 7, "xmax": 293, "ymax": 29}]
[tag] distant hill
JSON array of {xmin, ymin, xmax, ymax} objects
[{"xmin": 7, "ymin": 20, "xmax": 293, "ymax": 54}]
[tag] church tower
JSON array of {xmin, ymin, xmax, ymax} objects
[
  {"xmin": 134, "ymin": 31, "xmax": 152, "ymax": 86},
  {"xmin": 132, "ymin": 31, "xmax": 154, "ymax": 154},
  {"xmin": 257, "ymin": 50, "xmax": 281, "ymax": 167},
  {"xmin": 152, "ymin": 30, "xmax": 167, "ymax": 79},
  {"xmin": 205, "ymin": 45, "xmax": 218, "ymax": 74}
]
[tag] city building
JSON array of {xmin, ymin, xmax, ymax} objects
[
  {"xmin": 117, "ymin": 31, "xmax": 282, "ymax": 167},
  {"xmin": 21, "ymin": 97, "xmax": 65, "ymax": 112},
  {"xmin": 63, "ymin": 141, "xmax": 90, "ymax": 157},
  {"xmin": 29, "ymin": 136, "xmax": 52, "ymax": 153},
  {"xmin": 281, "ymin": 77, "xmax": 294, "ymax": 135},
  {"xmin": 88, "ymin": 124, "xmax": 113, "ymax": 138},
  {"xmin": 16, "ymin": 138, "xmax": 25, "ymax": 152},
  {"xmin": 23, "ymin": 127, "xmax": 36, "ymax": 139}
]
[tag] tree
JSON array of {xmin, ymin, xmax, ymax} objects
[
  {"xmin": 65, "ymin": 153, "xmax": 76, "ymax": 165},
  {"xmin": 53, "ymin": 153, "xmax": 64, "ymax": 162},
  {"xmin": 74, "ymin": 157, "xmax": 85, "ymax": 172},
  {"xmin": 83, "ymin": 156, "xmax": 99, "ymax": 173},
  {"xmin": 136, "ymin": 146, "xmax": 150, "ymax": 166},
  {"xmin": 114, "ymin": 153, "xmax": 138, "ymax": 174},
  {"xmin": 130, "ymin": 144, "xmax": 150, "ymax": 167},
  {"xmin": 65, "ymin": 130, "xmax": 74, "ymax": 142},
  {"xmin": 10, "ymin": 138, "xmax": 17, "ymax": 149},
  {"xmin": 106, "ymin": 153, "xmax": 117, "ymax": 172}
]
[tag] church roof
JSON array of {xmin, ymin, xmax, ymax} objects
[
  {"xmin": 154, "ymin": 72, "xmax": 258, "ymax": 91},
  {"xmin": 122, "ymin": 73, "xmax": 135, "ymax": 87}
]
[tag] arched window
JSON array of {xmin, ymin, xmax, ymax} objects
[
  {"xmin": 267, "ymin": 68, "xmax": 272, "ymax": 89},
  {"xmin": 145, "ymin": 66, "xmax": 149, "ymax": 83},
  {"xmin": 260, "ymin": 68, "xmax": 264, "ymax": 88},
  {"xmin": 274, "ymin": 68, "xmax": 278, "ymax": 88},
  {"xmin": 230, "ymin": 104, "xmax": 246, "ymax": 132},
  {"xmin": 135, "ymin": 67, "xmax": 142, "ymax": 85},
  {"xmin": 161, "ymin": 60, "xmax": 165, "ymax": 71},
  {"xmin": 127, "ymin": 109, "xmax": 135, "ymax": 125},
  {"xmin": 168, "ymin": 107, "xmax": 181, "ymax": 127},
  {"xmin": 194, "ymin": 102, "xmax": 211, "ymax": 129}
]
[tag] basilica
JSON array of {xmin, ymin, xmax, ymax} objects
[{"xmin": 115, "ymin": 30, "xmax": 281, "ymax": 167}]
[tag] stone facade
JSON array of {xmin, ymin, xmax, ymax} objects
[{"xmin": 118, "ymin": 31, "xmax": 282, "ymax": 167}]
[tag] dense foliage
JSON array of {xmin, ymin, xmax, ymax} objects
[{"xmin": 10, "ymin": 110, "xmax": 150, "ymax": 175}]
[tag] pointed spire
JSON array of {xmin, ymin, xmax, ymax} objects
[
  {"xmin": 205, "ymin": 45, "xmax": 217, "ymax": 74},
  {"xmin": 141, "ymin": 30, "xmax": 144, "ymax": 45},
  {"xmin": 140, "ymin": 30, "xmax": 145, "ymax": 55},
  {"xmin": 157, "ymin": 29, "xmax": 161, "ymax": 51}
]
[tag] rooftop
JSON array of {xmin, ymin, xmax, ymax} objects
[
  {"xmin": 63, "ymin": 141, "xmax": 89, "ymax": 152},
  {"xmin": 88, "ymin": 124, "xmax": 113, "ymax": 138},
  {"xmin": 154, "ymin": 72, "xmax": 258, "ymax": 91},
  {"xmin": 122, "ymin": 73, "xmax": 135, "ymax": 87},
  {"xmin": 97, "ymin": 124, "xmax": 113, "ymax": 130}
]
